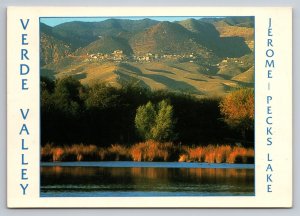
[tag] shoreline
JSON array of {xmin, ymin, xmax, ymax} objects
[{"xmin": 41, "ymin": 161, "xmax": 254, "ymax": 169}]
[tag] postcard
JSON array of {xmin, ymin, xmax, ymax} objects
[{"xmin": 7, "ymin": 7, "xmax": 292, "ymax": 208}]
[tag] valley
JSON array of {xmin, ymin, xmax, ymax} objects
[{"xmin": 40, "ymin": 17, "xmax": 254, "ymax": 97}]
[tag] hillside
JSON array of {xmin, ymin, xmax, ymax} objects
[
  {"xmin": 40, "ymin": 30, "xmax": 72, "ymax": 66},
  {"xmin": 205, "ymin": 19, "xmax": 254, "ymax": 51},
  {"xmin": 77, "ymin": 36, "xmax": 133, "ymax": 56},
  {"xmin": 40, "ymin": 17, "xmax": 254, "ymax": 97},
  {"xmin": 50, "ymin": 18, "xmax": 159, "ymax": 49},
  {"xmin": 130, "ymin": 21, "xmax": 213, "ymax": 57}
]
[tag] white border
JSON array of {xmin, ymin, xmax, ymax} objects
[{"xmin": 7, "ymin": 6, "xmax": 292, "ymax": 208}]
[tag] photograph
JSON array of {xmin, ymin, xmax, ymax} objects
[{"xmin": 39, "ymin": 16, "xmax": 255, "ymax": 197}]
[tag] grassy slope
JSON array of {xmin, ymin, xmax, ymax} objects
[
  {"xmin": 213, "ymin": 20, "xmax": 254, "ymax": 50},
  {"xmin": 48, "ymin": 59, "xmax": 245, "ymax": 97},
  {"xmin": 232, "ymin": 66, "xmax": 254, "ymax": 83}
]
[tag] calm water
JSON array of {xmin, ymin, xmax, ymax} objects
[{"xmin": 40, "ymin": 162, "xmax": 254, "ymax": 197}]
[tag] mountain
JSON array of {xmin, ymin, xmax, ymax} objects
[
  {"xmin": 129, "ymin": 21, "xmax": 215, "ymax": 58},
  {"xmin": 49, "ymin": 18, "xmax": 159, "ymax": 49},
  {"xmin": 178, "ymin": 18, "xmax": 220, "ymax": 38},
  {"xmin": 40, "ymin": 17, "xmax": 254, "ymax": 97},
  {"xmin": 222, "ymin": 17, "xmax": 254, "ymax": 28},
  {"xmin": 77, "ymin": 36, "xmax": 133, "ymax": 55},
  {"xmin": 40, "ymin": 24, "xmax": 72, "ymax": 66},
  {"xmin": 178, "ymin": 18, "xmax": 251, "ymax": 57},
  {"xmin": 202, "ymin": 17, "xmax": 254, "ymax": 50},
  {"xmin": 201, "ymin": 17, "xmax": 254, "ymax": 28}
]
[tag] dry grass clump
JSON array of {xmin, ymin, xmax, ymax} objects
[
  {"xmin": 41, "ymin": 142, "xmax": 254, "ymax": 164},
  {"xmin": 52, "ymin": 147, "xmax": 65, "ymax": 161},
  {"xmin": 106, "ymin": 144, "xmax": 131, "ymax": 161},
  {"xmin": 64, "ymin": 144, "xmax": 98, "ymax": 161},
  {"xmin": 98, "ymin": 147, "xmax": 109, "ymax": 161},
  {"xmin": 179, "ymin": 145, "xmax": 253, "ymax": 164},
  {"xmin": 130, "ymin": 140, "xmax": 178, "ymax": 162},
  {"xmin": 41, "ymin": 143, "xmax": 132, "ymax": 162},
  {"xmin": 41, "ymin": 143, "xmax": 99, "ymax": 162},
  {"xmin": 40, "ymin": 143, "xmax": 65, "ymax": 162},
  {"xmin": 226, "ymin": 147, "xmax": 254, "ymax": 164},
  {"xmin": 41, "ymin": 143, "xmax": 54, "ymax": 161}
]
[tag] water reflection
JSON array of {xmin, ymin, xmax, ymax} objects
[{"xmin": 41, "ymin": 165, "xmax": 254, "ymax": 196}]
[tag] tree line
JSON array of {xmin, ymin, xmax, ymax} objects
[{"xmin": 41, "ymin": 76, "xmax": 254, "ymax": 147}]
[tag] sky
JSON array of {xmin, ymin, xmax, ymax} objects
[{"xmin": 40, "ymin": 16, "xmax": 211, "ymax": 27}]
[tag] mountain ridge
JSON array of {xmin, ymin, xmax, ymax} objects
[{"xmin": 40, "ymin": 17, "xmax": 254, "ymax": 97}]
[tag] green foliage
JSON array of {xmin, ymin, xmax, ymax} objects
[
  {"xmin": 41, "ymin": 76, "xmax": 253, "ymax": 147},
  {"xmin": 85, "ymin": 83, "xmax": 120, "ymax": 109},
  {"xmin": 151, "ymin": 100, "xmax": 176, "ymax": 141},
  {"xmin": 52, "ymin": 76, "xmax": 82, "ymax": 116},
  {"xmin": 41, "ymin": 76, "xmax": 55, "ymax": 110},
  {"xmin": 135, "ymin": 100, "xmax": 176, "ymax": 142},
  {"xmin": 135, "ymin": 101, "xmax": 156, "ymax": 140}
]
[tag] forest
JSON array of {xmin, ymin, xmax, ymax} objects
[{"xmin": 41, "ymin": 76, "xmax": 254, "ymax": 163}]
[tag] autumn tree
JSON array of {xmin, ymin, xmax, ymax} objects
[{"xmin": 219, "ymin": 88, "xmax": 254, "ymax": 145}]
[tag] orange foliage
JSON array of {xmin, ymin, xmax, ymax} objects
[
  {"xmin": 181, "ymin": 144, "xmax": 253, "ymax": 164},
  {"xmin": 226, "ymin": 147, "xmax": 254, "ymax": 164},
  {"xmin": 41, "ymin": 142, "xmax": 254, "ymax": 164},
  {"xmin": 186, "ymin": 147, "xmax": 204, "ymax": 162},
  {"xmin": 52, "ymin": 147, "xmax": 64, "ymax": 161},
  {"xmin": 107, "ymin": 144, "xmax": 130, "ymax": 161},
  {"xmin": 130, "ymin": 140, "xmax": 177, "ymax": 162},
  {"xmin": 219, "ymin": 88, "xmax": 254, "ymax": 129}
]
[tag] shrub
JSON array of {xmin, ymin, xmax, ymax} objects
[
  {"xmin": 226, "ymin": 147, "xmax": 254, "ymax": 164},
  {"xmin": 188, "ymin": 146, "xmax": 204, "ymax": 162},
  {"xmin": 41, "ymin": 143, "xmax": 53, "ymax": 162},
  {"xmin": 107, "ymin": 144, "xmax": 130, "ymax": 161},
  {"xmin": 41, "ymin": 142, "xmax": 254, "ymax": 164},
  {"xmin": 181, "ymin": 144, "xmax": 253, "ymax": 164},
  {"xmin": 52, "ymin": 147, "xmax": 64, "ymax": 161},
  {"xmin": 130, "ymin": 140, "xmax": 179, "ymax": 162}
]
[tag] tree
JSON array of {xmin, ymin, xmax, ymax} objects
[
  {"xmin": 219, "ymin": 88, "xmax": 254, "ymax": 145},
  {"xmin": 135, "ymin": 101, "xmax": 156, "ymax": 140},
  {"xmin": 85, "ymin": 83, "xmax": 120, "ymax": 109},
  {"xmin": 40, "ymin": 76, "xmax": 85, "ymax": 145},
  {"xmin": 52, "ymin": 76, "xmax": 83, "ymax": 116},
  {"xmin": 135, "ymin": 100, "xmax": 176, "ymax": 142},
  {"xmin": 151, "ymin": 100, "xmax": 176, "ymax": 141}
]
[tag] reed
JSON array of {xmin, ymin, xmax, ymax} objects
[
  {"xmin": 187, "ymin": 146, "xmax": 204, "ymax": 162},
  {"xmin": 41, "ymin": 142, "xmax": 254, "ymax": 164},
  {"xmin": 179, "ymin": 145, "xmax": 253, "ymax": 164},
  {"xmin": 41, "ymin": 143, "xmax": 53, "ymax": 162},
  {"xmin": 130, "ymin": 140, "xmax": 178, "ymax": 162},
  {"xmin": 52, "ymin": 147, "xmax": 64, "ymax": 162},
  {"xmin": 226, "ymin": 147, "xmax": 254, "ymax": 164},
  {"xmin": 63, "ymin": 144, "xmax": 98, "ymax": 161},
  {"xmin": 41, "ymin": 143, "xmax": 99, "ymax": 162},
  {"xmin": 107, "ymin": 144, "xmax": 130, "ymax": 161}
]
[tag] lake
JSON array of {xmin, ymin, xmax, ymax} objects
[{"xmin": 40, "ymin": 161, "xmax": 254, "ymax": 197}]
